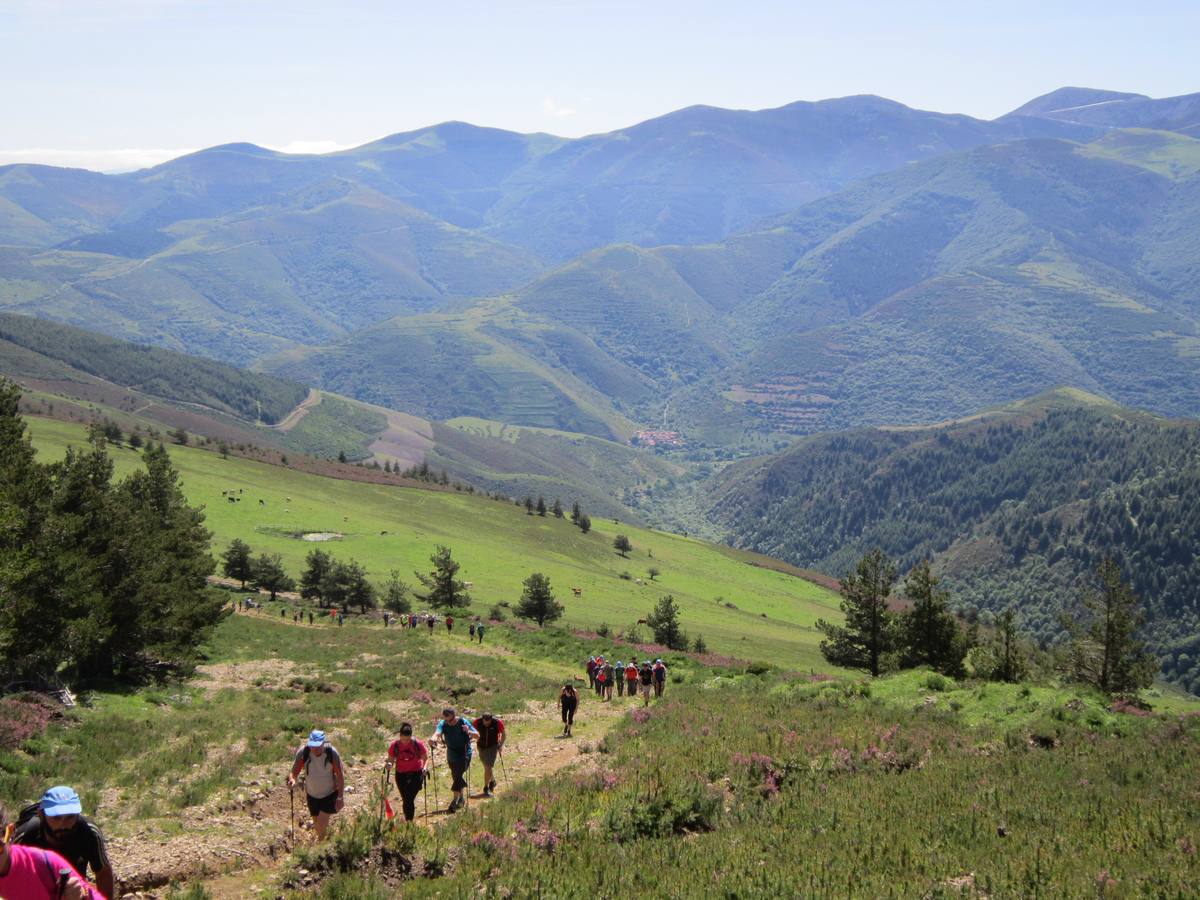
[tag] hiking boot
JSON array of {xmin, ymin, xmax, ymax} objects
[{"xmin": 489, "ymin": 780, "xmax": 497, "ymax": 792}]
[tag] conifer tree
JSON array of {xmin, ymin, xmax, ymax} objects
[
  {"xmin": 899, "ymin": 559, "xmax": 972, "ymax": 676},
  {"xmin": 817, "ymin": 548, "xmax": 899, "ymax": 677},
  {"xmin": 515, "ymin": 572, "xmax": 563, "ymax": 627},
  {"xmin": 221, "ymin": 538, "xmax": 253, "ymax": 588},
  {"xmin": 991, "ymin": 608, "xmax": 1027, "ymax": 683},
  {"xmin": 414, "ymin": 545, "xmax": 472, "ymax": 610},
  {"xmin": 614, "ymin": 534, "xmax": 632, "ymax": 557},
  {"xmin": 646, "ymin": 594, "xmax": 687, "ymax": 650},
  {"xmin": 570, "ymin": 501, "xmax": 581, "ymax": 524},
  {"xmin": 1067, "ymin": 558, "xmax": 1158, "ymax": 694},
  {"xmin": 252, "ymin": 553, "xmax": 294, "ymax": 601},
  {"xmin": 300, "ymin": 548, "xmax": 333, "ymax": 606},
  {"xmin": 536, "ymin": 495, "xmax": 547, "ymax": 516},
  {"xmin": 552, "ymin": 497, "xmax": 564, "ymax": 518}
]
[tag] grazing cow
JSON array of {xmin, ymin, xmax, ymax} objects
[
  {"xmin": 286, "ymin": 496, "xmax": 292, "ymax": 502},
  {"xmin": 259, "ymin": 499, "xmax": 265, "ymax": 505},
  {"xmin": 462, "ymin": 581, "xmax": 474, "ymax": 589},
  {"xmin": 637, "ymin": 618, "xmax": 648, "ymax": 625},
  {"xmin": 571, "ymin": 587, "xmax": 583, "ymax": 597},
  {"xmin": 635, "ymin": 578, "xmax": 644, "ymax": 585},
  {"xmin": 227, "ymin": 496, "xmax": 236, "ymax": 503}
]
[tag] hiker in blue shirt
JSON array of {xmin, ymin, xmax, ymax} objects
[{"xmin": 430, "ymin": 708, "xmax": 479, "ymax": 812}]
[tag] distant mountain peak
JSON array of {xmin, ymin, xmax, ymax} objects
[{"xmin": 1004, "ymin": 87, "xmax": 1150, "ymax": 118}]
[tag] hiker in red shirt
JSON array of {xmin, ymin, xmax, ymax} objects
[
  {"xmin": 624, "ymin": 660, "xmax": 639, "ymax": 700},
  {"xmin": 386, "ymin": 723, "xmax": 429, "ymax": 822}
]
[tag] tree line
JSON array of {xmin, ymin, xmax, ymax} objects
[
  {"xmin": 0, "ymin": 379, "xmax": 223, "ymax": 686},
  {"xmin": 817, "ymin": 548, "xmax": 1157, "ymax": 695}
]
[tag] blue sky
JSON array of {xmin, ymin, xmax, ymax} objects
[{"xmin": 3, "ymin": 0, "xmax": 1198, "ymax": 171}]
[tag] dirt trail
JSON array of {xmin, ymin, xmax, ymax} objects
[
  {"xmin": 266, "ymin": 389, "xmax": 321, "ymax": 432},
  {"xmin": 116, "ymin": 621, "xmax": 629, "ymax": 897}
]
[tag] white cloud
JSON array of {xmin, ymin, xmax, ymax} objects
[
  {"xmin": 264, "ymin": 139, "xmax": 357, "ymax": 156},
  {"xmin": 541, "ymin": 96, "xmax": 577, "ymax": 118},
  {"xmin": 0, "ymin": 147, "xmax": 195, "ymax": 173}
]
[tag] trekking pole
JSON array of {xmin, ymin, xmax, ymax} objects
[
  {"xmin": 423, "ymin": 766, "xmax": 430, "ymax": 819},
  {"xmin": 289, "ymin": 783, "xmax": 295, "ymax": 851},
  {"xmin": 378, "ymin": 762, "xmax": 390, "ymax": 833},
  {"xmin": 430, "ymin": 746, "xmax": 440, "ymax": 810},
  {"xmin": 499, "ymin": 745, "xmax": 510, "ymax": 787}
]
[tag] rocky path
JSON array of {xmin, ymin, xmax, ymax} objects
[{"xmin": 116, "ymin": 624, "xmax": 628, "ymax": 897}]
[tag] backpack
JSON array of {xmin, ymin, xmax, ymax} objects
[
  {"xmin": 300, "ymin": 744, "xmax": 342, "ymax": 774},
  {"xmin": 640, "ymin": 666, "xmax": 653, "ymax": 685},
  {"xmin": 16, "ymin": 800, "xmax": 41, "ymax": 829},
  {"xmin": 625, "ymin": 665, "xmax": 638, "ymax": 680}
]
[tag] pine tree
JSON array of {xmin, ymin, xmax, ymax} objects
[
  {"xmin": 515, "ymin": 572, "xmax": 563, "ymax": 627},
  {"xmin": 342, "ymin": 559, "xmax": 376, "ymax": 613},
  {"xmin": 577, "ymin": 513, "xmax": 591, "ymax": 534},
  {"xmin": 536, "ymin": 495, "xmax": 547, "ymax": 516},
  {"xmin": 252, "ymin": 553, "xmax": 294, "ymax": 601},
  {"xmin": 991, "ymin": 608, "xmax": 1027, "ymax": 682},
  {"xmin": 552, "ymin": 497, "xmax": 564, "ymax": 518},
  {"xmin": 816, "ymin": 548, "xmax": 899, "ymax": 677},
  {"xmin": 648, "ymin": 566, "xmax": 661, "ymax": 581},
  {"xmin": 414, "ymin": 545, "xmax": 472, "ymax": 610},
  {"xmin": 300, "ymin": 548, "xmax": 333, "ymax": 606},
  {"xmin": 646, "ymin": 594, "xmax": 687, "ymax": 650},
  {"xmin": 221, "ymin": 538, "xmax": 254, "ymax": 588},
  {"xmin": 1067, "ymin": 558, "xmax": 1158, "ymax": 694},
  {"xmin": 524, "ymin": 496, "xmax": 535, "ymax": 515},
  {"xmin": 383, "ymin": 570, "xmax": 412, "ymax": 614},
  {"xmin": 692, "ymin": 634, "xmax": 707, "ymax": 654},
  {"xmin": 570, "ymin": 501, "xmax": 581, "ymax": 524},
  {"xmin": 899, "ymin": 560, "xmax": 972, "ymax": 676}
]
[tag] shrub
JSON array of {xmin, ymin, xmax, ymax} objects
[
  {"xmin": 601, "ymin": 780, "xmax": 722, "ymax": 841},
  {"xmin": 488, "ymin": 604, "xmax": 507, "ymax": 622}
]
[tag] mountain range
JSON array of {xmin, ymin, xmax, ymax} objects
[{"xmin": 2, "ymin": 86, "xmax": 1200, "ymax": 445}]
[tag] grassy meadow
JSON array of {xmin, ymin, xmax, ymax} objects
[{"xmin": 26, "ymin": 416, "xmax": 840, "ymax": 670}]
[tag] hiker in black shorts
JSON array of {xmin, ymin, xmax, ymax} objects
[
  {"xmin": 471, "ymin": 713, "xmax": 505, "ymax": 797},
  {"xmin": 13, "ymin": 786, "xmax": 114, "ymax": 899},
  {"xmin": 559, "ymin": 683, "xmax": 579, "ymax": 736},
  {"xmin": 430, "ymin": 708, "xmax": 478, "ymax": 812},
  {"xmin": 287, "ymin": 729, "xmax": 345, "ymax": 841}
]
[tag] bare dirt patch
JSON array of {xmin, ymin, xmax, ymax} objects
[{"xmin": 194, "ymin": 659, "xmax": 300, "ymax": 693}]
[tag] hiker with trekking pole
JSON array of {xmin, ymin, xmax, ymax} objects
[
  {"xmin": 471, "ymin": 712, "xmax": 505, "ymax": 797},
  {"xmin": 429, "ymin": 708, "xmax": 478, "ymax": 813},
  {"xmin": 639, "ymin": 660, "xmax": 654, "ymax": 706},
  {"xmin": 385, "ymin": 722, "xmax": 430, "ymax": 822},
  {"xmin": 9, "ymin": 786, "xmax": 113, "ymax": 899},
  {"xmin": 559, "ymin": 682, "xmax": 579, "ymax": 736},
  {"xmin": 287, "ymin": 729, "xmax": 345, "ymax": 841},
  {"xmin": 653, "ymin": 658, "xmax": 668, "ymax": 698},
  {"xmin": 0, "ymin": 801, "xmax": 102, "ymax": 900}
]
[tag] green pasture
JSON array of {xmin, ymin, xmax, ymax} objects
[{"xmin": 26, "ymin": 417, "xmax": 841, "ymax": 670}]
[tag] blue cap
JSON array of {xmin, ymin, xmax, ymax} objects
[
  {"xmin": 41, "ymin": 786, "xmax": 82, "ymax": 817},
  {"xmin": 307, "ymin": 729, "xmax": 326, "ymax": 747}
]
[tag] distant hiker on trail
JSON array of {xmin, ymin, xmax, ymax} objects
[
  {"xmin": 472, "ymin": 712, "xmax": 506, "ymax": 797},
  {"xmin": 559, "ymin": 683, "xmax": 578, "ymax": 736},
  {"xmin": 475, "ymin": 623, "xmax": 485, "ymax": 644},
  {"xmin": 446, "ymin": 614, "xmax": 454, "ymax": 634},
  {"xmin": 386, "ymin": 723, "xmax": 429, "ymax": 822},
  {"xmin": 593, "ymin": 656, "xmax": 606, "ymax": 695},
  {"xmin": 288, "ymin": 730, "xmax": 345, "ymax": 841},
  {"xmin": 12, "ymin": 786, "xmax": 113, "ymax": 899},
  {"xmin": 586, "ymin": 656, "xmax": 597, "ymax": 689},
  {"xmin": 383, "ymin": 612, "xmax": 390, "ymax": 628},
  {"xmin": 430, "ymin": 708, "xmax": 478, "ymax": 813},
  {"xmin": 639, "ymin": 661, "xmax": 654, "ymax": 706},
  {"xmin": 615, "ymin": 660, "xmax": 626, "ymax": 697},
  {"xmin": 469, "ymin": 622, "xmax": 476, "ymax": 639},
  {"xmin": 625, "ymin": 660, "xmax": 639, "ymax": 700},
  {"xmin": 0, "ymin": 801, "xmax": 101, "ymax": 900},
  {"xmin": 281, "ymin": 607, "xmax": 286, "ymax": 619},
  {"xmin": 653, "ymin": 659, "xmax": 667, "ymax": 698},
  {"xmin": 601, "ymin": 659, "xmax": 615, "ymax": 700},
  {"xmin": 427, "ymin": 615, "xmax": 436, "ymax": 633},
  {"xmin": 308, "ymin": 612, "xmax": 314, "ymax": 626}
]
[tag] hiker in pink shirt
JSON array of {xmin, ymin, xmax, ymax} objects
[{"xmin": 1, "ymin": 801, "xmax": 102, "ymax": 900}]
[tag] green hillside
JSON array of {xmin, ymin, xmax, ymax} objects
[
  {"xmin": 0, "ymin": 312, "xmax": 308, "ymax": 423},
  {"xmin": 704, "ymin": 390, "xmax": 1200, "ymax": 692},
  {"xmin": 25, "ymin": 415, "xmax": 839, "ymax": 669}
]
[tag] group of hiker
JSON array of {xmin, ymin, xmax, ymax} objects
[
  {"xmin": 0, "ymin": 787, "xmax": 112, "ymax": 899},
  {"xmin": 585, "ymin": 655, "xmax": 667, "ymax": 705},
  {"xmin": 288, "ymin": 709, "xmax": 507, "ymax": 840},
  {"xmin": 237, "ymin": 600, "xmax": 490, "ymax": 642}
]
